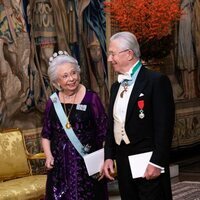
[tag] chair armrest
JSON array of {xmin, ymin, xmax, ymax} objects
[{"xmin": 27, "ymin": 153, "xmax": 46, "ymax": 160}]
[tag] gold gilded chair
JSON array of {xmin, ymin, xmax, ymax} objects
[{"xmin": 0, "ymin": 128, "xmax": 46, "ymax": 200}]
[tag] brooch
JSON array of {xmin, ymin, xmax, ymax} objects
[{"xmin": 83, "ymin": 144, "xmax": 91, "ymax": 153}]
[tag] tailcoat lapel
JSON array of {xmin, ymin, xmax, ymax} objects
[
  {"xmin": 110, "ymin": 82, "xmax": 120, "ymax": 112},
  {"xmin": 126, "ymin": 66, "xmax": 148, "ymax": 122}
]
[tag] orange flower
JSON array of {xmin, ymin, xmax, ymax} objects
[{"xmin": 104, "ymin": 0, "xmax": 181, "ymax": 45}]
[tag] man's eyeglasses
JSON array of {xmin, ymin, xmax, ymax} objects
[{"xmin": 107, "ymin": 49, "xmax": 130, "ymax": 57}]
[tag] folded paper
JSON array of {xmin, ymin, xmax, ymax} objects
[
  {"xmin": 83, "ymin": 148, "xmax": 104, "ymax": 176},
  {"xmin": 128, "ymin": 151, "xmax": 153, "ymax": 179}
]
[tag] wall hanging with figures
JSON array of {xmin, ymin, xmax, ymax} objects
[
  {"xmin": 0, "ymin": 0, "xmax": 108, "ymax": 129},
  {"xmin": 1, "ymin": 0, "xmax": 200, "ymax": 151}
]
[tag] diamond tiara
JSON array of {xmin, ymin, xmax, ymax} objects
[{"xmin": 49, "ymin": 50, "xmax": 69, "ymax": 64}]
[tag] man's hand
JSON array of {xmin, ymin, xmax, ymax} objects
[
  {"xmin": 103, "ymin": 159, "xmax": 115, "ymax": 180},
  {"xmin": 144, "ymin": 164, "xmax": 161, "ymax": 180}
]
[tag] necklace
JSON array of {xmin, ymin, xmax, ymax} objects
[{"xmin": 63, "ymin": 92, "xmax": 77, "ymax": 129}]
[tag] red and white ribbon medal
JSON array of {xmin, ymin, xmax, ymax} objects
[{"xmin": 138, "ymin": 100, "xmax": 145, "ymax": 119}]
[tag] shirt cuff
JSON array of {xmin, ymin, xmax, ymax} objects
[{"xmin": 149, "ymin": 162, "xmax": 165, "ymax": 173}]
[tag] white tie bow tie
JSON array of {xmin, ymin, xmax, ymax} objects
[{"xmin": 118, "ymin": 74, "xmax": 132, "ymax": 83}]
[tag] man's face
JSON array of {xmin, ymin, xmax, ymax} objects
[{"xmin": 107, "ymin": 39, "xmax": 130, "ymax": 74}]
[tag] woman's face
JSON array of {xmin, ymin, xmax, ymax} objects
[{"xmin": 56, "ymin": 63, "xmax": 80, "ymax": 93}]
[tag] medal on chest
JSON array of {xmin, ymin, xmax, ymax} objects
[{"xmin": 138, "ymin": 100, "xmax": 145, "ymax": 119}]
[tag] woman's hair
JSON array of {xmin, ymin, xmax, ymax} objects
[
  {"xmin": 48, "ymin": 52, "xmax": 81, "ymax": 90},
  {"xmin": 110, "ymin": 31, "xmax": 141, "ymax": 59}
]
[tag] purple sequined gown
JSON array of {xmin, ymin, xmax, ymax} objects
[{"xmin": 41, "ymin": 90, "xmax": 108, "ymax": 200}]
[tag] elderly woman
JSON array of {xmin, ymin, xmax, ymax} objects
[{"xmin": 41, "ymin": 51, "xmax": 108, "ymax": 200}]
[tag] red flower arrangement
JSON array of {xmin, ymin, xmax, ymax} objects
[{"xmin": 104, "ymin": 0, "xmax": 181, "ymax": 60}]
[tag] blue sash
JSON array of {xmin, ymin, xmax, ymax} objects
[{"xmin": 50, "ymin": 92, "xmax": 87, "ymax": 157}]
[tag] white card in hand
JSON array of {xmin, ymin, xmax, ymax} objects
[
  {"xmin": 128, "ymin": 151, "xmax": 153, "ymax": 179},
  {"xmin": 83, "ymin": 148, "xmax": 104, "ymax": 176}
]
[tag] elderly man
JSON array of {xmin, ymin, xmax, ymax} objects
[{"xmin": 103, "ymin": 31, "xmax": 175, "ymax": 200}]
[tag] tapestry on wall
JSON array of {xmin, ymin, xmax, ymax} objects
[{"xmin": 0, "ymin": 0, "xmax": 108, "ymax": 130}]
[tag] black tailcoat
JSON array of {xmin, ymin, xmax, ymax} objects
[{"xmin": 105, "ymin": 66, "xmax": 175, "ymax": 200}]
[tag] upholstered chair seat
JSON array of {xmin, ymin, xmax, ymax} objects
[
  {"xmin": 0, "ymin": 129, "xmax": 46, "ymax": 200},
  {"xmin": 0, "ymin": 175, "xmax": 46, "ymax": 200}
]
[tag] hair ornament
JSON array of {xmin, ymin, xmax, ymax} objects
[
  {"xmin": 53, "ymin": 52, "xmax": 58, "ymax": 57},
  {"xmin": 49, "ymin": 50, "xmax": 70, "ymax": 64},
  {"xmin": 58, "ymin": 50, "xmax": 63, "ymax": 55}
]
